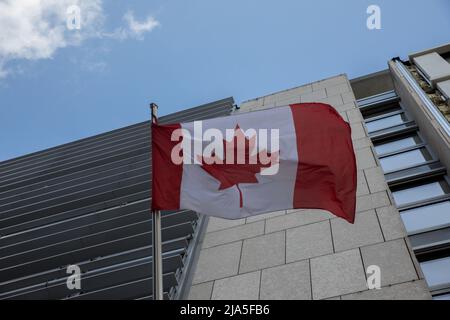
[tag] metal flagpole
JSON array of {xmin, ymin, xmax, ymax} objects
[{"xmin": 150, "ymin": 102, "xmax": 163, "ymax": 300}]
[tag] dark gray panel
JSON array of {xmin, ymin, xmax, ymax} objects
[{"xmin": 0, "ymin": 97, "xmax": 234, "ymax": 299}]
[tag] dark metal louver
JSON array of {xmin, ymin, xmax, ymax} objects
[{"xmin": 0, "ymin": 97, "xmax": 234, "ymax": 299}]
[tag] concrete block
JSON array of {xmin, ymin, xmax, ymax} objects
[
  {"xmin": 265, "ymin": 209, "xmax": 333, "ymax": 233},
  {"xmin": 260, "ymin": 260, "xmax": 311, "ymax": 300},
  {"xmin": 350, "ymin": 122, "xmax": 368, "ymax": 140},
  {"xmin": 253, "ymin": 103, "xmax": 275, "ymax": 110},
  {"xmin": 437, "ymin": 79, "xmax": 450, "ymax": 101},
  {"xmin": 360, "ymin": 239, "xmax": 418, "ymax": 287},
  {"xmin": 352, "ymin": 137, "xmax": 372, "ymax": 150},
  {"xmin": 413, "ymin": 52, "xmax": 450, "ymax": 87},
  {"xmin": 211, "ymin": 271, "xmax": 260, "ymax": 300},
  {"xmin": 341, "ymin": 280, "xmax": 431, "ymax": 300},
  {"xmin": 258, "ymin": 87, "xmax": 310, "ymax": 107},
  {"xmin": 188, "ymin": 281, "xmax": 214, "ymax": 300},
  {"xmin": 356, "ymin": 191, "xmax": 391, "ymax": 213},
  {"xmin": 376, "ymin": 206, "xmax": 407, "ymax": 240},
  {"xmin": 356, "ymin": 147, "xmax": 377, "ymax": 170},
  {"xmin": 203, "ymin": 221, "xmax": 264, "ymax": 249},
  {"xmin": 192, "ymin": 242, "xmax": 242, "ymax": 284},
  {"xmin": 206, "ymin": 217, "xmax": 246, "ymax": 233},
  {"xmin": 331, "ymin": 210, "xmax": 384, "ymax": 252},
  {"xmin": 261, "ymin": 95, "xmax": 276, "ymax": 106},
  {"xmin": 239, "ymin": 231, "xmax": 285, "ymax": 273},
  {"xmin": 357, "ymin": 170, "xmax": 370, "ymax": 196},
  {"xmin": 335, "ymin": 102, "xmax": 357, "ymax": 112},
  {"xmin": 300, "ymin": 89, "xmax": 327, "ymax": 102},
  {"xmin": 245, "ymin": 210, "xmax": 286, "ymax": 223},
  {"xmin": 326, "ymin": 83, "xmax": 351, "ymax": 97},
  {"xmin": 311, "ymin": 249, "xmax": 367, "ymax": 300},
  {"xmin": 318, "ymin": 95, "xmax": 344, "ymax": 107},
  {"xmin": 338, "ymin": 111, "xmax": 349, "ymax": 122},
  {"xmin": 346, "ymin": 108, "xmax": 364, "ymax": 124},
  {"xmin": 342, "ymin": 91, "xmax": 356, "ymax": 104},
  {"xmin": 263, "ymin": 93, "xmax": 287, "ymax": 106},
  {"xmin": 239, "ymin": 98, "xmax": 264, "ymax": 111},
  {"xmin": 357, "ymin": 181, "xmax": 370, "ymax": 196},
  {"xmin": 287, "ymin": 84, "xmax": 313, "ymax": 96},
  {"xmin": 286, "ymin": 221, "xmax": 333, "ymax": 262},
  {"xmin": 275, "ymin": 96, "xmax": 301, "ymax": 107},
  {"xmin": 364, "ymin": 166, "xmax": 388, "ymax": 193},
  {"xmin": 312, "ymin": 75, "xmax": 347, "ymax": 91}
]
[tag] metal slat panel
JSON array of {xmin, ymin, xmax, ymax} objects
[
  {"xmin": 1, "ymin": 172, "xmax": 150, "ymax": 216},
  {"xmin": 0, "ymin": 239, "xmax": 188, "ymax": 295},
  {"xmin": 0, "ymin": 222, "xmax": 194, "ymax": 280},
  {"xmin": 0, "ymin": 121, "xmax": 149, "ymax": 170},
  {"xmin": 0, "ymin": 162, "xmax": 149, "ymax": 206},
  {"xmin": 0, "ymin": 198, "xmax": 148, "ymax": 241},
  {"xmin": 0, "ymin": 146, "xmax": 150, "ymax": 193},
  {"xmin": 65, "ymin": 274, "xmax": 177, "ymax": 300},
  {"xmin": 0, "ymin": 181, "xmax": 151, "ymax": 230},
  {"xmin": 1, "ymin": 210, "xmax": 151, "ymax": 256},
  {"xmin": 0, "ymin": 143, "xmax": 150, "ymax": 189},
  {"xmin": 1, "ymin": 255, "xmax": 184, "ymax": 300},
  {"xmin": 0, "ymin": 153, "xmax": 149, "ymax": 200},
  {"xmin": 0, "ymin": 97, "xmax": 234, "ymax": 299},
  {"xmin": 1, "ymin": 191, "xmax": 151, "ymax": 235},
  {"xmin": 0, "ymin": 203, "xmax": 194, "ymax": 248},
  {"xmin": 0, "ymin": 128, "xmax": 150, "ymax": 178},
  {"xmin": 0, "ymin": 166, "xmax": 151, "ymax": 211}
]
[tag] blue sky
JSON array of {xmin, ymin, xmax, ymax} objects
[{"xmin": 1, "ymin": 0, "xmax": 449, "ymax": 161}]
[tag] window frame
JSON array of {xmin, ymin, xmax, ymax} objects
[
  {"xmin": 385, "ymin": 161, "xmax": 445, "ymax": 187},
  {"xmin": 391, "ymin": 175, "xmax": 450, "ymax": 207},
  {"xmin": 365, "ymin": 110, "xmax": 410, "ymax": 134},
  {"xmin": 359, "ymin": 89, "xmax": 450, "ymax": 300},
  {"xmin": 374, "ymin": 132, "xmax": 425, "ymax": 157},
  {"xmin": 379, "ymin": 145, "xmax": 437, "ymax": 174},
  {"xmin": 399, "ymin": 198, "xmax": 450, "ymax": 235},
  {"xmin": 419, "ymin": 251, "xmax": 450, "ymax": 294},
  {"xmin": 369, "ymin": 121, "xmax": 417, "ymax": 140}
]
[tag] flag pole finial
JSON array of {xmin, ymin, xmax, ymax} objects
[{"xmin": 150, "ymin": 102, "xmax": 159, "ymax": 124}]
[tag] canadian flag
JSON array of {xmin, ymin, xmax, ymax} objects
[{"xmin": 152, "ymin": 103, "xmax": 356, "ymax": 223}]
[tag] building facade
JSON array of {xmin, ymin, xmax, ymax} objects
[
  {"xmin": 187, "ymin": 43, "xmax": 450, "ymax": 300},
  {"xmin": 1, "ymin": 43, "xmax": 450, "ymax": 300}
]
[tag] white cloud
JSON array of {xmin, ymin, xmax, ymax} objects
[
  {"xmin": 0, "ymin": 1, "xmax": 159, "ymax": 78},
  {"xmin": 124, "ymin": 11, "xmax": 160, "ymax": 39},
  {"xmin": 102, "ymin": 11, "xmax": 160, "ymax": 41}
]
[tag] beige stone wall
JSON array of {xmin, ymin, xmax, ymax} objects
[{"xmin": 187, "ymin": 74, "xmax": 431, "ymax": 300}]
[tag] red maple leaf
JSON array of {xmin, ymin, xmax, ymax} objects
[{"xmin": 197, "ymin": 125, "xmax": 279, "ymax": 208}]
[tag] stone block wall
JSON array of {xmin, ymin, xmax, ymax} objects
[{"xmin": 187, "ymin": 74, "xmax": 431, "ymax": 300}]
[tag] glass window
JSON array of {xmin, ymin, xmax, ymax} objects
[
  {"xmin": 420, "ymin": 256, "xmax": 450, "ymax": 288},
  {"xmin": 401, "ymin": 201, "xmax": 450, "ymax": 234},
  {"xmin": 392, "ymin": 180, "xmax": 448, "ymax": 206},
  {"xmin": 441, "ymin": 52, "xmax": 450, "ymax": 64},
  {"xmin": 363, "ymin": 105, "xmax": 401, "ymax": 120},
  {"xmin": 433, "ymin": 293, "xmax": 450, "ymax": 300},
  {"xmin": 409, "ymin": 227, "xmax": 450, "ymax": 250},
  {"xmin": 366, "ymin": 113, "xmax": 408, "ymax": 133},
  {"xmin": 374, "ymin": 135, "xmax": 421, "ymax": 155},
  {"xmin": 380, "ymin": 148, "xmax": 432, "ymax": 173},
  {"xmin": 385, "ymin": 162, "xmax": 444, "ymax": 182}
]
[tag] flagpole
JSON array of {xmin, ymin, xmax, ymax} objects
[{"xmin": 150, "ymin": 102, "xmax": 163, "ymax": 300}]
